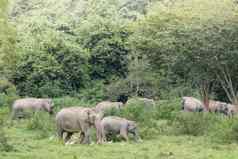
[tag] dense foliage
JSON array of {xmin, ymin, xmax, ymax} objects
[{"xmin": 0, "ymin": 0, "xmax": 237, "ymax": 103}]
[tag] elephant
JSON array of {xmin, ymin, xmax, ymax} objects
[
  {"xmin": 208, "ymin": 100, "xmax": 228, "ymax": 114},
  {"xmin": 11, "ymin": 98, "xmax": 54, "ymax": 119},
  {"xmin": 226, "ymin": 104, "xmax": 237, "ymax": 116},
  {"xmin": 101, "ymin": 116, "xmax": 141, "ymax": 142},
  {"xmin": 95, "ymin": 101, "xmax": 124, "ymax": 115},
  {"xmin": 55, "ymin": 107, "xmax": 103, "ymax": 144},
  {"xmin": 182, "ymin": 97, "xmax": 204, "ymax": 112},
  {"xmin": 207, "ymin": 100, "xmax": 237, "ymax": 116}
]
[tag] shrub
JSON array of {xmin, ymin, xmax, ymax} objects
[
  {"xmin": 27, "ymin": 111, "xmax": 55, "ymax": 139},
  {"xmin": 120, "ymin": 102, "xmax": 161, "ymax": 139},
  {"xmin": 0, "ymin": 79, "xmax": 15, "ymax": 94},
  {"xmin": 76, "ymin": 81, "xmax": 105, "ymax": 104},
  {"xmin": 121, "ymin": 104, "xmax": 150, "ymax": 122},
  {"xmin": 103, "ymin": 107, "xmax": 122, "ymax": 117},
  {"xmin": 209, "ymin": 117, "xmax": 238, "ymax": 144},
  {"xmin": 0, "ymin": 116, "xmax": 13, "ymax": 152},
  {"xmin": 13, "ymin": 43, "xmax": 90, "ymax": 97},
  {"xmin": 154, "ymin": 99, "xmax": 181, "ymax": 121},
  {"xmin": 53, "ymin": 96, "xmax": 93, "ymax": 111},
  {"xmin": 171, "ymin": 112, "xmax": 220, "ymax": 136},
  {"xmin": 0, "ymin": 79, "xmax": 18, "ymax": 107}
]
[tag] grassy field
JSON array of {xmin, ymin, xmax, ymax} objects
[
  {"xmin": 1, "ymin": 98, "xmax": 238, "ymax": 159},
  {"xmin": 1, "ymin": 118, "xmax": 238, "ymax": 159}
]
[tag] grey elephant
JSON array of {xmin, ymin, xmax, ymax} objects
[
  {"xmin": 11, "ymin": 98, "xmax": 54, "ymax": 119},
  {"xmin": 101, "ymin": 116, "xmax": 141, "ymax": 142},
  {"xmin": 209, "ymin": 100, "xmax": 227, "ymax": 114},
  {"xmin": 182, "ymin": 97, "xmax": 204, "ymax": 112},
  {"xmin": 55, "ymin": 107, "xmax": 103, "ymax": 144},
  {"xmin": 95, "ymin": 101, "xmax": 124, "ymax": 115},
  {"xmin": 226, "ymin": 104, "xmax": 237, "ymax": 116}
]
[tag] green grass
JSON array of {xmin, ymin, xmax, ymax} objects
[
  {"xmin": 1, "ymin": 98, "xmax": 238, "ymax": 159},
  {"xmin": 1, "ymin": 120, "xmax": 238, "ymax": 159}
]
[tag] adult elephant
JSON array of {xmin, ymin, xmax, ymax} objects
[
  {"xmin": 55, "ymin": 107, "xmax": 103, "ymax": 144},
  {"xmin": 182, "ymin": 97, "xmax": 204, "ymax": 112},
  {"xmin": 11, "ymin": 98, "xmax": 54, "ymax": 119},
  {"xmin": 226, "ymin": 104, "xmax": 238, "ymax": 116},
  {"xmin": 208, "ymin": 100, "xmax": 227, "ymax": 114}
]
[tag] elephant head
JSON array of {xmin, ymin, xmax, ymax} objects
[
  {"xmin": 127, "ymin": 121, "xmax": 141, "ymax": 142},
  {"xmin": 85, "ymin": 108, "xmax": 102, "ymax": 125},
  {"xmin": 86, "ymin": 108, "xmax": 104, "ymax": 144},
  {"xmin": 42, "ymin": 99, "xmax": 54, "ymax": 114}
]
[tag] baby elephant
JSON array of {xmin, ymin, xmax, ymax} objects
[{"xmin": 101, "ymin": 116, "xmax": 141, "ymax": 142}]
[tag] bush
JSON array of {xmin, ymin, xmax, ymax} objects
[
  {"xmin": 209, "ymin": 117, "xmax": 238, "ymax": 144},
  {"xmin": 13, "ymin": 42, "xmax": 90, "ymax": 97},
  {"xmin": 53, "ymin": 96, "xmax": 93, "ymax": 111},
  {"xmin": 121, "ymin": 104, "xmax": 150, "ymax": 122},
  {"xmin": 154, "ymin": 99, "xmax": 181, "ymax": 121},
  {"xmin": 0, "ymin": 115, "xmax": 13, "ymax": 152},
  {"xmin": 103, "ymin": 107, "xmax": 122, "ymax": 117},
  {"xmin": 0, "ymin": 79, "xmax": 18, "ymax": 107},
  {"xmin": 105, "ymin": 73, "xmax": 160, "ymax": 102},
  {"xmin": 171, "ymin": 112, "xmax": 220, "ymax": 136},
  {"xmin": 27, "ymin": 112, "xmax": 55, "ymax": 139},
  {"xmin": 121, "ymin": 102, "xmax": 161, "ymax": 139},
  {"xmin": 0, "ymin": 79, "xmax": 14, "ymax": 93},
  {"xmin": 76, "ymin": 81, "xmax": 106, "ymax": 104}
]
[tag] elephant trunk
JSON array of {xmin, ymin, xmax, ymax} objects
[
  {"xmin": 134, "ymin": 129, "xmax": 142, "ymax": 142},
  {"xmin": 94, "ymin": 117, "xmax": 104, "ymax": 144}
]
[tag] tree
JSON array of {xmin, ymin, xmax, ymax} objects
[
  {"xmin": 0, "ymin": 0, "xmax": 16, "ymax": 79},
  {"xmin": 128, "ymin": 0, "xmax": 238, "ymax": 103},
  {"xmin": 77, "ymin": 16, "xmax": 130, "ymax": 82}
]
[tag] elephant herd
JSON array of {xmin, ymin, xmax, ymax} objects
[
  {"xmin": 11, "ymin": 98, "xmax": 143, "ymax": 145},
  {"xmin": 11, "ymin": 96, "xmax": 234, "ymax": 145},
  {"xmin": 182, "ymin": 96, "xmax": 238, "ymax": 116}
]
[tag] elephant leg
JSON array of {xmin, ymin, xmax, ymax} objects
[
  {"xmin": 102, "ymin": 130, "xmax": 107, "ymax": 142},
  {"xmin": 120, "ymin": 128, "xmax": 129, "ymax": 142},
  {"xmin": 12, "ymin": 108, "xmax": 23, "ymax": 119},
  {"xmin": 79, "ymin": 132, "xmax": 85, "ymax": 144},
  {"xmin": 82, "ymin": 128, "xmax": 91, "ymax": 144},
  {"xmin": 96, "ymin": 127, "xmax": 103, "ymax": 144},
  {"xmin": 57, "ymin": 128, "xmax": 64, "ymax": 140},
  {"xmin": 11, "ymin": 110, "xmax": 17, "ymax": 120},
  {"xmin": 64, "ymin": 132, "xmax": 73, "ymax": 143}
]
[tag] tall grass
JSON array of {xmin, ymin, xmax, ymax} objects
[
  {"xmin": 0, "ymin": 111, "xmax": 13, "ymax": 152},
  {"xmin": 27, "ymin": 112, "xmax": 56, "ymax": 139}
]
